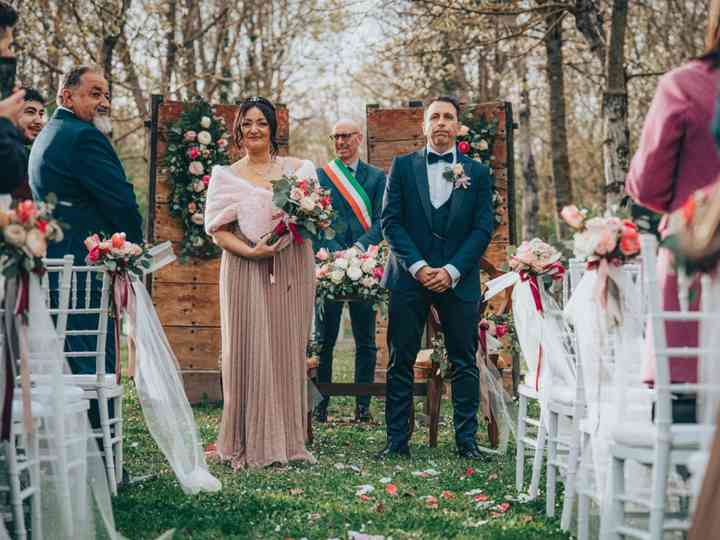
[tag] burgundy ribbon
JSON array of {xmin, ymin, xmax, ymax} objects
[
  {"xmin": 478, "ymin": 321, "xmax": 490, "ymax": 357},
  {"xmin": 111, "ymin": 273, "xmax": 133, "ymax": 384},
  {"xmin": 14, "ymin": 272, "xmax": 29, "ymax": 318},
  {"xmin": 518, "ymin": 272, "xmax": 545, "ymax": 391}
]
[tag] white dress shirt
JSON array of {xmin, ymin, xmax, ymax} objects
[{"xmin": 408, "ymin": 144, "xmax": 461, "ymax": 288}]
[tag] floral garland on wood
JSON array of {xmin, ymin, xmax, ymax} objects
[
  {"xmin": 164, "ymin": 100, "xmax": 230, "ymax": 260},
  {"xmin": 457, "ymin": 112, "xmax": 505, "ymax": 228}
]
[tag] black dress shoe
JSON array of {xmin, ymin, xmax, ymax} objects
[
  {"xmin": 457, "ymin": 443, "xmax": 486, "ymax": 460},
  {"xmin": 314, "ymin": 407, "xmax": 328, "ymax": 423},
  {"xmin": 374, "ymin": 443, "xmax": 411, "ymax": 460},
  {"xmin": 355, "ymin": 405, "xmax": 373, "ymax": 423}
]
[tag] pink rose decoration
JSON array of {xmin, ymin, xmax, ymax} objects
[
  {"xmin": 84, "ymin": 234, "xmax": 101, "ymax": 252},
  {"xmin": 560, "ymin": 205, "xmax": 584, "ymax": 229},
  {"xmin": 316, "ymin": 248, "xmax": 330, "ymax": 261},
  {"xmin": 187, "ymin": 147, "xmax": 201, "ymax": 160},
  {"xmin": 373, "ymin": 266, "xmax": 384, "ymax": 279},
  {"xmin": 594, "ymin": 228, "xmax": 617, "ymax": 255},
  {"xmin": 184, "ymin": 130, "xmax": 197, "ymax": 141},
  {"xmin": 202, "ymin": 175, "xmax": 211, "ymax": 187}
]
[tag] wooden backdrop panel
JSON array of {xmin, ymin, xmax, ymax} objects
[{"xmin": 146, "ymin": 95, "xmax": 289, "ymax": 403}]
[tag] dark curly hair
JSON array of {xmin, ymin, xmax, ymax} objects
[
  {"xmin": 0, "ymin": 1, "xmax": 18, "ymax": 32},
  {"xmin": 233, "ymin": 96, "xmax": 279, "ymax": 156}
]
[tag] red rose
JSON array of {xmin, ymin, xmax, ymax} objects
[
  {"xmin": 619, "ymin": 225, "xmax": 641, "ymax": 256},
  {"xmin": 187, "ymin": 147, "xmax": 200, "ymax": 160},
  {"xmin": 373, "ymin": 266, "xmax": 384, "ymax": 279},
  {"xmin": 495, "ymin": 324, "xmax": 508, "ymax": 338},
  {"xmin": 321, "ymin": 196, "xmax": 332, "ymax": 207},
  {"xmin": 87, "ymin": 245, "xmax": 101, "ymax": 263},
  {"xmin": 202, "ymin": 175, "xmax": 211, "ymax": 186},
  {"xmin": 458, "ymin": 141, "xmax": 471, "ymax": 154},
  {"xmin": 36, "ymin": 220, "xmax": 48, "ymax": 234}
]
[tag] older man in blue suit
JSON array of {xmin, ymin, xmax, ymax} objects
[
  {"xmin": 313, "ymin": 119, "xmax": 386, "ymax": 423},
  {"xmin": 377, "ymin": 96, "xmax": 494, "ymax": 460},
  {"xmin": 29, "ymin": 65, "xmax": 143, "ymax": 376}
]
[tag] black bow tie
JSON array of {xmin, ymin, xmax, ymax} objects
[{"xmin": 427, "ymin": 152, "xmax": 453, "ymax": 165}]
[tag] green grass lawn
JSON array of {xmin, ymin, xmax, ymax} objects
[{"xmin": 113, "ymin": 346, "xmax": 570, "ymax": 539}]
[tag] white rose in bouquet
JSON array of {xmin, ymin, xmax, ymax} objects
[
  {"xmin": 316, "ymin": 248, "xmax": 330, "ymax": 261},
  {"xmin": 330, "ymin": 269, "xmax": 345, "ymax": 284},
  {"xmin": 361, "ymin": 259, "xmax": 376, "ymax": 273},
  {"xmin": 188, "ymin": 161, "xmax": 204, "ymax": 175},
  {"xmin": 334, "ymin": 257, "xmax": 349, "ymax": 270},
  {"xmin": 361, "ymin": 276, "xmax": 376, "ymax": 288},
  {"xmin": 200, "ymin": 116, "xmax": 212, "ymax": 129},
  {"xmin": 4, "ymin": 224, "xmax": 26, "ymax": 247},
  {"xmin": 25, "ymin": 229, "xmax": 47, "ymax": 257},
  {"xmin": 290, "ymin": 188, "xmax": 304, "ymax": 201},
  {"xmin": 197, "ymin": 131, "xmax": 212, "ymax": 145},
  {"xmin": 300, "ymin": 197, "xmax": 316, "ymax": 212},
  {"xmin": 347, "ymin": 266, "xmax": 363, "ymax": 281},
  {"xmin": 191, "ymin": 213, "xmax": 205, "ymax": 225},
  {"xmin": 573, "ymin": 230, "xmax": 598, "ymax": 261},
  {"xmin": 193, "ymin": 180, "xmax": 206, "ymax": 192}
]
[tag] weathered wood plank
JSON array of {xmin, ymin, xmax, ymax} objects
[
  {"xmin": 153, "ymin": 202, "xmax": 184, "ymax": 242},
  {"xmin": 165, "ymin": 326, "xmax": 220, "ymax": 370},
  {"xmin": 152, "ymin": 283, "xmax": 220, "ymax": 326},
  {"xmin": 153, "ymin": 243, "xmax": 220, "ymax": 284},
  {"xmin": 367, "ymin": 107, "xmax": 425, "ymax": 142},
  {"xmin": 180, "ymin": 371, "xmax": 223, "ymax": 404}
]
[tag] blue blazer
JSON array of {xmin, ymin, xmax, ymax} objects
[
  {"xmin": 29, "ymin": 108, "xmax": 143, "ymax": 261},
  {"xmin": 380, "ymin": 148, "xmax": 494, "ymax": 302},
  {"xmin": 314, "ymin": 160, "xmax": 386, "ymax": 252}
]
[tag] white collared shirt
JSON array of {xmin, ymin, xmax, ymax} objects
[
  {"xmin": 407, "ymin": 144, "xmax": 461, "ymax": 288},
  {"xmin": 425, "ymin": 144, "xmax": 456, "ymax": 209}
]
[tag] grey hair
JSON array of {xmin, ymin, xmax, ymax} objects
[{"xmin": 61, "ymin": 65, "xmax": 102, "ymax": 91}]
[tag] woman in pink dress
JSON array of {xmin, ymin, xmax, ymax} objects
[
  {"xmin": 626, "ymin": 12, "xmax": 720, "ymax": 392},
  {"xmin": 204, "ymin": 97, "xmax": 316, "ymax": 468}
]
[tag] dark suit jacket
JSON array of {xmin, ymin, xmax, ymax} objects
[
  {"xmin": 380, "ymin": 148, "xmax": 494, "ymax": 302},
  {"xmin": 314, "ymin": 159, "xmax": 386, "ymax": 252},
  {"xmin": 0, "ymin": 117, "xmax": 26, "ymax": 194},
  {"xmin": 29, "ymin": 108, "xmax": 143, "ymax": 260}
]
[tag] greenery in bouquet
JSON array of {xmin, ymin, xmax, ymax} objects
[
  {"xmin": 164, "ymin": 100, "xmax": 230, "ymax": 260},
  {"xmin": 84, "ymin": 232, "xmax": 152, "ymax": 277},
  {"xmin": 560, "ymin": 205, "xmax": 641, "ymax": 266},
  {"xmin": 0, "ymin": 199, "xmax": 64, "ymax": 279},
  {"xmin": 315, "ymin": 244, "xmax": 388, "ymax": 307},
  {"xmin": 482, "ymin": 311, "xmax": 520, "ymax": 360},
  {"xmin": 456, "ymin": 111, "xmax": 505, "ymax": 227},
  {"xmin": 270, "ymin": 174, "xmax": 342, "ymax": 243}
]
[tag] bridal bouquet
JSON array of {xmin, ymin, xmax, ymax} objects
[
  {"xmin": 270, "ymin": 175, "xmax": 340, "ymax": 243},
  {"xmin": 0, "ymin": 199, "xmax": 64, "ymax": 278},
  {"xmin": 561, "ymin": 205, "xmax": 641, "ymax": 265},
  {"xmin": 315, "ymin": 244, "xmax": 388, "ymax": 306}
]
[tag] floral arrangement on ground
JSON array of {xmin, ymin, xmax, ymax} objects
[
  {"xmin": 164, "ymin": 100, "xmax": 230, "ymax": 260},
  {"xmin": 315, "ymin": 244, "xmax": 388, "ymax": 307}
]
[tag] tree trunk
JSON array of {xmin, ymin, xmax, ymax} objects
[
  {"xmin": 574, "ymin": 0, "xmax": 606, "ymax": 63},
  {"xmin": 161, "ymin": 0, "xmax": 178, "ymax": 97},
  {"xmin": 542, "ymin": 3, "xmax": 573, "ymax": 233},
  {"xmin": 517, "ymin": 67, "xmax": 539, "ymax": 240},
  {"xmin": 118, "ymin": 34, "xmax": 147, "ymax": 118},
  {"xmin": 602, "ymin": 0, "xmax": 630, "ymax": 209}
]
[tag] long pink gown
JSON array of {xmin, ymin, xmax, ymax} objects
[{"xmin": 204, "ymin": 160, "xmax": 317, "ymax": 468}]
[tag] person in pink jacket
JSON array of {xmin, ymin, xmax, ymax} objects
[{"xmin": 626, "ymin": 15, "xmax": 720, "ymax": 398}]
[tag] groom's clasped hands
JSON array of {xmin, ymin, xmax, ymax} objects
[{"xmin": 416, "ymin": 266, "xmax": 452, "ymax": 293}]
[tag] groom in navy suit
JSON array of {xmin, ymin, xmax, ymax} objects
[
  {"xmin": 29, "ymin": 65, "xmax": 143, "ymax": 376},
  {"xmin": 377, "ymin": 96, "xmax": 494, "ymax": 460}
]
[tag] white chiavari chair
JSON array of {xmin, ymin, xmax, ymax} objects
[
  {"xmin": 601, "ymin": 235, "xmax": 719, "ymax": 539},
  {"xmin": 61, "ymin": 265, "xmax": 123, "ymax": 495}
]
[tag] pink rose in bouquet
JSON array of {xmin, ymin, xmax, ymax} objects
[
  {"xmin": 560, "ymin": 205, "xmax": 585, "ymax": 229},
  {"xmin": 509, "ymin": 238, "xmax": 562, "ymax": 275}
]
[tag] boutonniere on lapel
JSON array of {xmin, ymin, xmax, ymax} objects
[{"xmin": 442, "ymin": 163, "xmax": 471, "ymax": 190}]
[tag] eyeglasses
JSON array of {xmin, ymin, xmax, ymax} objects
[{"xmin": 329, "ymin": 132, "xmax": 359, "ymax": 142}]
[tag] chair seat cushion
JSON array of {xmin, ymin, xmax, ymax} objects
[
  {"xmin": 31, "ymin": 385, "xmax": 85, "ymax": 403},
  {"xmin": 612, "ymin": 422, "xmax": 701, "ymax": 449},
  {"xmin": 63, "ymin": 374, "xmax": 118, "ymax": 387}
]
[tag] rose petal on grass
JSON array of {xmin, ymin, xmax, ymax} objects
[
  {"xmin": 440, "ymin": 490, "xmax": 455, "ymax": 500},
  {"xmin": 474, "ymin": 494, "xmax": 490, "ymax": 502},
  {"xmin": 289, "ymin": 488, "xmax": 304, "ymax": 496},
  {"xmin": 488, "ymin": 473, "xmax": 498, "ymax": 481},
  {"xmin": 465, "ymin": 467, "xmax": 475, "ymax": 477},
  {"xmin": 465, "ymin": 489, "xmax": 484, "ymax": 496},
  {"xmin": 356, "ymin": 484, "xmax": 375, "ymax": 496},
  {"xmin": 494, "ymin": 502, "xmax": 511, "ymax": 513},
  {"xmin": 422, "ymin": 495, "xmax": 439, "ymax": 509},
  {"xmin": 385, "ymin": 484, "xmax": 398, "ymax": 496}
]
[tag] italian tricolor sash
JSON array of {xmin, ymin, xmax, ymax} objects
[{"xmin": 322, "ymin": 159, "xmax": 372, "ymax": 231}]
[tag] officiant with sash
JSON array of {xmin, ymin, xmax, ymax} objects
[{"xmin": 313, "ymin": 119, "xmax": 386, "ymax": 423}]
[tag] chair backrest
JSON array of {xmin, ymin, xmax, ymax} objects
[
  {"xmin": 40, "ymin": 255, "xmax": 74, "ymax": 338},
  {"xmin": 640, "ymin": 234, "xmax": 720, "ymax": 432},
  {"xmin": 63, "ymin": 265, "xmax": 111, "ymax": 382}
]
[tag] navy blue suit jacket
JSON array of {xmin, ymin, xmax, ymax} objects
[
  {"xmin": 29, "ymin": 108, "xmax": 143, "ymax": 260},
  {"xmin": 0, "ymin": 118, "xmax": 26, "ymax": 194},
  {"xmin": 313, "ymin": 160, "xmax": 386, "ymax": 252},
  {"xmin": 380, "ymin": 148, "xmax": 494, "ymax": 302}
]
